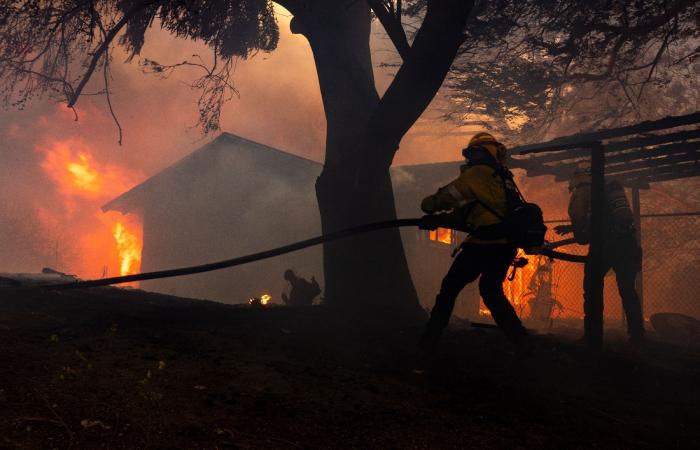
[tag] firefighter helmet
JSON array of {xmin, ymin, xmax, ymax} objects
[
  {"xmin": 569, "ymin": 161, "xmax": 592, "ymax": 192},
  {"xmin": 469, "ymin": 132, "xmax": 498, "ymax": 147},
  {"xmin": 463, "ymin": 132, "xmax": 507, "ymax": 164}
]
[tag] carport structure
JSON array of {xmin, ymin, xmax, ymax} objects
[{"xmin": 509, "ymin": 111, "xmax": 700, "ymax": 349}]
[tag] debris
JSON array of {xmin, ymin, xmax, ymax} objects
[
  {"xmin": 650, "ymin": 313, "xmax": 700, "ymax": 343},
  {"xmin": 80, "ymin": 419, "xmax": 111, "ymax": 430},
  {"xmin": 0, "ymin": 268, "xmax": 78, "ymax": 286}
]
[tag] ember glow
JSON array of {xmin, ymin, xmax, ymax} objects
[{"xmin": 249, "ymin": 294, "xmax": 272, "ymax": 306}]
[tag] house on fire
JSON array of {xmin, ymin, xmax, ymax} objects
[{"xmin": 103, "ymin": 133, "xmax": 481, "ymax": 316}]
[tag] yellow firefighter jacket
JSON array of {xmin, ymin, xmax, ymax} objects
[
  {"xmin": 421, "ymin": 164, "xmax": 508, "ymax": 244},
  {"xmin": 568, "ymin": 176, "xmax": 637, "ymax": 245},
  {"xmin": 568, "ymin": 175, "xmax": 592, "ymax": 244}
]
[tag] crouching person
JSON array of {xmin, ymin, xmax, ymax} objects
[{"xmin": 420, "ymin": 133, "xmax": 528, "ymax": 353}]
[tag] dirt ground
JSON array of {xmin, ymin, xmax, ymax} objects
[{"xmin": 1, "ymin": 286, "xmax": 698, "ymax": 449}]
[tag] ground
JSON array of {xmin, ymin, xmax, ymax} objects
[{"xmin": 1, "ymin": 286, "xmax": 698, "ymax": 449}]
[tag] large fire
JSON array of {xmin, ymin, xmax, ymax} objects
[{"xmin": 38, "ymin": 139, "xmax": 143, "ymax": 282}]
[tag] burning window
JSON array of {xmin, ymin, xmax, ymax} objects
[{"xmin": 428, "ymin": 227, "xmax": 454, "ymax": 245}]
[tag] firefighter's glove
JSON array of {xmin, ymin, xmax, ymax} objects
[
  {"xmin": 554, "ymin": 224, "xmax": 573, "ymax": 235},
  {"xmin": 420, "ymin": 197, "xmax": 436, "ymax": 214},
  {"xmin": 419, "ymin": 214, "xmax": 442, "ymax": 231}
]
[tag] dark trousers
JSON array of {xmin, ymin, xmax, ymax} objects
[
  {"xmin": 426, "ymin": 243, "xmax": 526, "ymax": 343},
  {"xmin": 583, "ymin": 239, "xmax": 644, "ymax": 346}
]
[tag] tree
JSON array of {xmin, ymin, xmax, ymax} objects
[
  {"xmin": 440, "ymin": 0, "xmax": 699, "ymax": 143},
  {"xmin": 4, "ymin": 1, "xmax": 695, "ymax": 324},
  {"xmin": 1, "ymin": 0, "xmax": 476, "ymax": 323}
]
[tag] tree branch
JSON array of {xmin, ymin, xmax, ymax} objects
[
  {"xmin": 366, "ymin": 0, "xmax": 411, "ymax": 61},
  {"xmin": 366, "ymin": 0, "xmax": 474, "ymax": 167},
  {"xmin": 68, "ymin": 0, "xmax": 159, "ymax": 108}
]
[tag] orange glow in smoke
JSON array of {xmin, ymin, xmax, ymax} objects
[
  {"xmin": 38, "ymin": 139, "xmax": 142, "ymax": 281},
  {"xmin": 66, "ymin": 154, "xmax": 101, "ymax": 193}
]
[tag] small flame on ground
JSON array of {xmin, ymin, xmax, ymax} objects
[{"xmin": 249, "ymin": 294, "xmax": 272, "ymax": 306}]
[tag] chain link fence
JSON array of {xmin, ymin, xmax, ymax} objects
[{"xmin": 494, "ymin": 214, "xmax": 700, "ymax": 331}]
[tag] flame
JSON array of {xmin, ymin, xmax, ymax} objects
[
  {"xmin": 429, "ymin": 227, "xmax": 453, "ymax": 245},
  {"xmin": 503, "ymin": 249, "xmax": 535, "ymax": 308},
  {"xmin": 113, "ymin": 222, "xmax": 142, "ymax": 276},
  {"xmin": 66, "ymin": 153, "xmax": 101, "ymax": 193},
  {"xmin": 249, "ymin": 294, "xmax": 272, "ymax": 306},
  {"xmin": 37, "ymin": 138, "xmax": 143, "ymax": 281}
]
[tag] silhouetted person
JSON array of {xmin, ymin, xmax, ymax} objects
[
  {"xmin": 281, "ymin": 269, "xmax": 321, "ymax": 306},
  {"xmin": 556, "ymin": 162, "xmax": 645, "ymax": 345},
  {"xmin": 420, "ymin": 133, "xmax": 528, "ymax": 353}
]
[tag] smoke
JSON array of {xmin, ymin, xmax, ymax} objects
[
  {"xmin": 0, "ymin": 12, "xmax": 326, "ymax": 276},
  {"xmin": 0, "ymin": 9, "xmax": 558, "ymax": 278}
]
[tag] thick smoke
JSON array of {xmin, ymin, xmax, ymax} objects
[{"xmin": 0, "ymin": 12, "xmax": 484, "ymax": 277}]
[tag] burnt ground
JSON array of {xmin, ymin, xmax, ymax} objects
[{"xmin": 1, "ymin": 286, "xmax": 698, "ymax": 449}]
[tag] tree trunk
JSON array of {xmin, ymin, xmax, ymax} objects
[
  {"xmin": 291, "ymin": 1, "xmax": 425, "ymax": 324},
  {"xmin": 290, "ymin": 0, "xmax": 474, "ymax": 325}
]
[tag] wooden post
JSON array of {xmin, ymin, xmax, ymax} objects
[
  {"xmin": 631, "ymin": 187, "xmax": 643, "ymax": 315},
  {"xmin": 586, "ymin": 142, "xmax": 606, "ymax": 351}
]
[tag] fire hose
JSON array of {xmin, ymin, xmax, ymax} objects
[{"xmin": 45, "ymin": 218, "xmax": 585, "ymax": 290}]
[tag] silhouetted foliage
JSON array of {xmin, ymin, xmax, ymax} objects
[
  {"xmin": 0, "ymin": 0, "xmax": 278, "ymax": 140},
  {"xmin": 431, "ymin": 0, "xmax": 699, "ymax": 141}
]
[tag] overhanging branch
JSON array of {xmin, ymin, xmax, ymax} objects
[
  {"xmin": 366, "ymin": 0, "xmax": 411, "ymax": 61},
  {"xmin": 67, "ymin": 0, "xmax": 159, "ymax": 108}
]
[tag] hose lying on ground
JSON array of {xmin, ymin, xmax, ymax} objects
[{"xmin": 44, "ymin": 218, "xmax": 585, "ymax": 290}]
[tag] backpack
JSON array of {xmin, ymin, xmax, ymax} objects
[{"xmin": 468, "ymin": 163, "xmax": 547, "ymax": 252}]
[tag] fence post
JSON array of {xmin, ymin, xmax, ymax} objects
[
  {"xmin": 586, "ymin": 142, "xmax": 606, "ymax": 351},
  {"xmin": 631, "ymin": 187, "xmax": 643, "ymax": 317}
]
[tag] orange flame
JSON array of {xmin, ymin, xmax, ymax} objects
[
  {"xmin": 38, "ymin": 139, "xmax": 143, "ymax": 281},
  {"xmin": 66, "ymin": 153, "xmax": 101, "ymax": 193},
  {"xmin": 429, "ymin": 228, "xmax": 453, "ymax": 245},
  {"xmin": 113, "ymin": 222, "xmax": 142, "ymax": 276}
]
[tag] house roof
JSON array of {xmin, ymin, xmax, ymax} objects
[
  {"xmin": 102, "ymin": 133, "xmax": 322, "ymax": 214},
  {"xmin": 103, "ymin": 132, "xmax": 464, "ymax": 215}
]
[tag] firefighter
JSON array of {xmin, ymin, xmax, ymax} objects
[
  {"xmin": 281, "ymin": 269, "xmax": 321, "ymax": 306},
  {"xmin": 420, "ymin": 132, "xmax": 528, "ymax": 353},
  {"xmin": 555, "ymin": 162, "xmax": 645, "ymax": 346}
]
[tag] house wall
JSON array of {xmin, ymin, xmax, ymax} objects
[
  {"xmin": 131, "ymin": 137, "xmax": 479, "ymax": 318},
  {"xmin": 138, "ymin": 139, "xmax": 324, "ymax": 304}
]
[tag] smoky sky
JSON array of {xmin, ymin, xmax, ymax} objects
[{"xmin": 0, "ymin": 10, "xmax": 535, "ymax": 276}]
